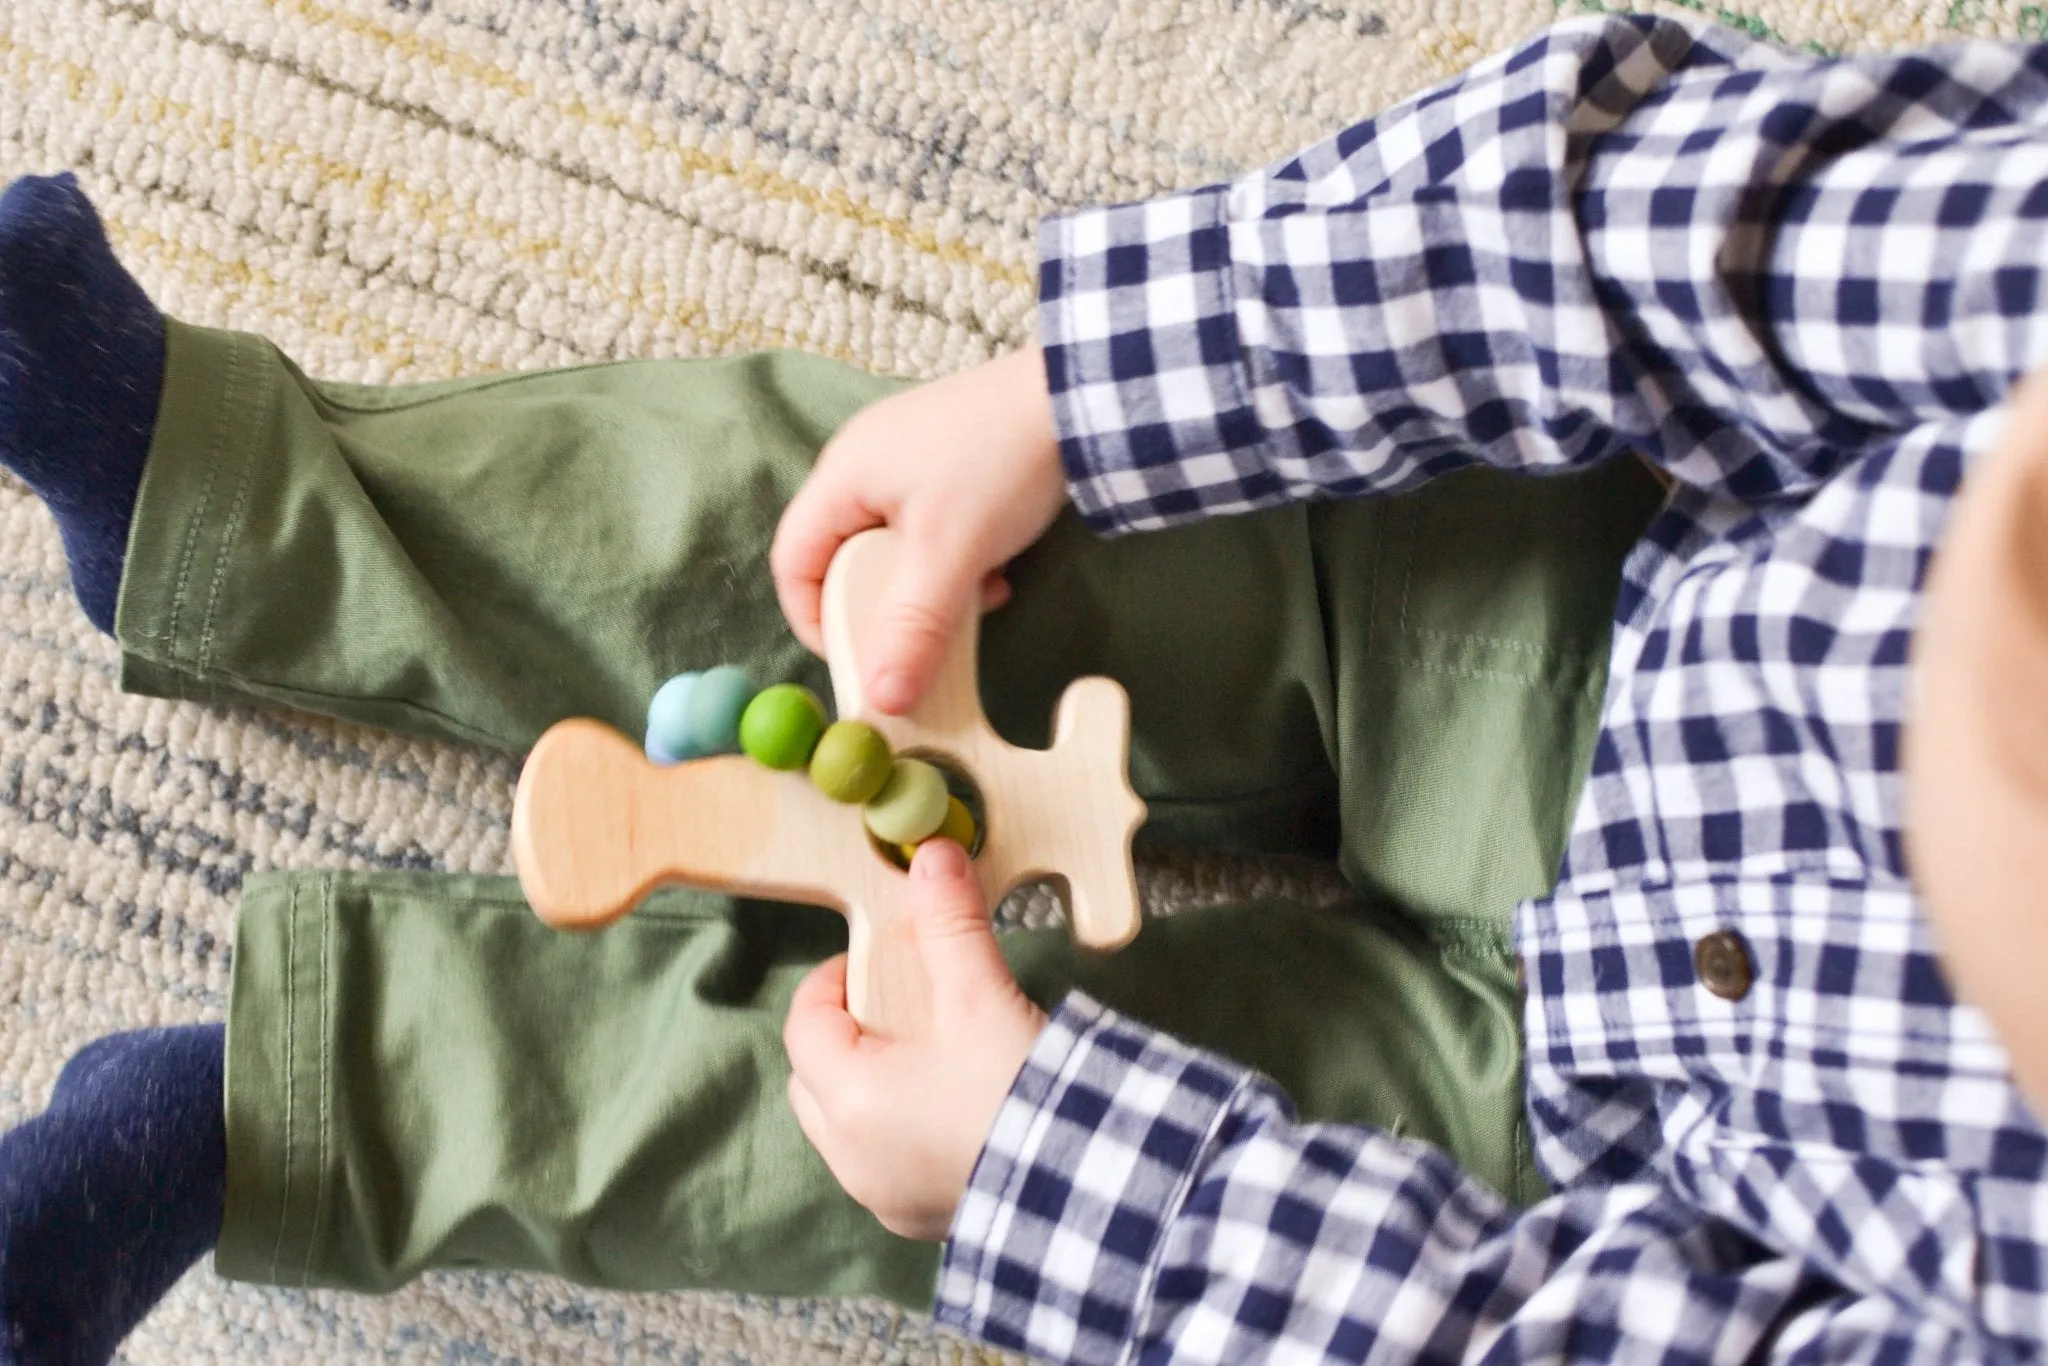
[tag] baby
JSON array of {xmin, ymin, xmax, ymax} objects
[{"xmin": 5, "ymin": 11, "xmax": 2048, "ymax": 1363}]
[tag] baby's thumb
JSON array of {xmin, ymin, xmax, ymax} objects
[
  {"xmin": 906, "ymin": 841, "xmax": 1009, "ymax": 998},
  {"xmin": 870, "ymin": 539, "xmax": 976, "ymax": 714}
]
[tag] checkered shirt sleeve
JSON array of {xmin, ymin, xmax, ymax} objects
[
  {"xmin": 1038, "ymin": 13, "xmax": 2048, "ymax": 532},
  {"xmin": 938, "ymin": 996, "xmax": 1988, "ymax": 1364}
]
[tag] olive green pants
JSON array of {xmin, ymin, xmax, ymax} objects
[{"xmin": 115, "ymin": 319, "xmax": 1664, "ymax": 1307}]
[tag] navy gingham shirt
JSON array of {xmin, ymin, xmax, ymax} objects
[{"xmin": 933, "ymin": 15, "xmax": 2048, "ymax": 1363}]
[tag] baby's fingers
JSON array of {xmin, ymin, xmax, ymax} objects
[
  {"xmin": 784, "ymin": 954, "xmax": 861, "ymax": 1104},
  {"xmin": 786, "ymin": 1073, "xmax": 836, "ymax": 1157},
  {"xmin": 771, "ymin": 473, "xmax": 881, "ymax": 656},
  {"xmin": 869, "ymin": 529, "xmax": 987, "ymax": 714}
]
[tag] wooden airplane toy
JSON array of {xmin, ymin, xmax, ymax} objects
[{"xmin": 510, "ymin": 527, "xmax": 1147, "ymax": 1037}]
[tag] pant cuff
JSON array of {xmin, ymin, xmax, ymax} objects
[
  {"xmin": 216, "ymin": 871, "xmax": 336, "ymax": 1288},
  {"xmin": 114, "ymin": 317, "xmax": 272, "ymax": 702}
]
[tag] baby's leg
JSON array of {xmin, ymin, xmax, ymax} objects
[
  {"xmin": 215, "ymin": 871, "xmax": 945, "ymax": 1303},
  {"xmin": 989, "ymin": 454, "xmax": 1666, "ymax": 907},
  {"xmin": 0, "ymin": 800, "xmax": 1560, "ymax": 1355},
  {"xmin": 1007, "ymin": 892, "xmax": 1547, "ymax": 1206},
  {"xmin": 100, "ymin": 301, "xmax": 1347, "ymax": 849},
  {"xmin": 0, "ymin": 1025, "xmax": 224, "ymax": 1364},
  {"xmin": 1307, "ymin": 459, "xmax": 1667, "ymax": 923},
  {"xmin": 217, "ymin": 872, "xmax": 1539, "ymax": 1302},
  {"xmin": 0, "ymin": 174, "xmax": 162, "ymax": 633},
  {"xmin": 0, "ymin": 172, "xmax": 1376, "ymax": 863},
  {"xmin": 997, "ymin": 462, "xmax": 1666, "ymax": 1228},
  {"xmin": 0, "ymin": 179, "xmax": 884, "ymax": 751},
  {"xmin": 109, "ymin": 296, "xmax": 886, "ymax": 755}
]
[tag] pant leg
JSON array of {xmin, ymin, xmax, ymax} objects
[
  {"xmin": 219, "ymin": 873, "xmax": 941, "ymax": 1303},
  {"xmin": 1006, "ymin": 459, "xmax": 1664, "ymax": 1219},
  {"xmin": 1018, "ymin": 895, "xmax": 1546, "ymax": 1209},
  {"xmin": 1307, "ymin": 459, "xmax": 1668, "ymax": 930},
  {"xmin": 115, "ymin": 319, "xmax": 1343, "ymax": 854},
  {"xmin": 221, "ymin": 872, "xmax": 1543, "ymax": 1307},
  {"xmin": 986, "ymin": 458, "xmax": 1668, "ymax": 911}
]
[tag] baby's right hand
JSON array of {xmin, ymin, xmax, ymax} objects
[{"xmin": 770, "ymin": 347, "xmax": 1067, "ymax": 715}]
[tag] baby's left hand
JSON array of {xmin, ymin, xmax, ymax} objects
[{"xmin": 783, "ymin": 839, "xmax": 1049, "ymax": 1241}]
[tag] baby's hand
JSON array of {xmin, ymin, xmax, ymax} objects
[
  {"xmin": 771, "ymin": 347, "xmax": 1067, "ymax": 715},
  {"xmin": 782, "ymin": 839, "xmax": 1049, "ymax": 1241}
]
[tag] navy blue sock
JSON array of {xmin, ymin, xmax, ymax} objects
[
  {"xmin": 0, "ymin": 1024, "xmax": 226, "ymax": 1366},
  {"xmin": 0, "ymin": 172, "xmax": 166, "ymax": 634}
]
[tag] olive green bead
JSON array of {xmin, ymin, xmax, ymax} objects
[
  {"xmin": 809, "ymin": 721, "xmax": 893, "ymax": 803},
  {"xmin": 862, "ymin": 758, "xmax": 949, "ymax": 845},
  {"xmin": 738, "ymin": 684, "xmax": 828, "ymax": 770}
]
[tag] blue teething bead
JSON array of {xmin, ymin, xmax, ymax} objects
[
  {"xmin": 686, "ymin": 665, "xmax": 755, "ymax": 755},
  {"xmin": 646, "ymin": 672, "xmax": 702, "ymax": 762},
  {"xmin": 645, "ymin": 726, "xmax": 685, "ymax": 766}
]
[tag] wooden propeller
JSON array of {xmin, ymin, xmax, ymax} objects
[{"xmin": 510, "ymin": 528, "xmax": 1146, "ymax": 1037}]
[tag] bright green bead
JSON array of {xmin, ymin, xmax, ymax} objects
[
  {"xmin": 862, "ymin": 758, "xmax": 948, "ymax": 844},
  {"xmin": 739, "ymin": 684, "xmax": 827, "ymax": 770},
  {"xmin": 685, "ymin": 665, "xmax": 754, "ymax": 754},
  {"xmin": 809, "ymin": 721, "xmax": 893, "ymax": 803}
]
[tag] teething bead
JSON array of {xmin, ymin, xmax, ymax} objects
[
  {"xmin": 938, "ymin": 795, "xmax": 977, "ymax": 850},
  {"xmin": 645, "ymin": 672, "xmax": 702, "ymax": 762},
  {"xmin": 809, "ymin": 721, "xmax": 893, "ymax": 803},
  {"xmin": 739, "ymin": 684, "xmax": 827, "ymax": 770},
  {"xmin": 862, "ymin": 758, "xmax": 948, "ymax": 844},
  {"xmin": 899, "ymin": 797, "xmax": 979, "ymax": 863},
  {"xmin": 685, "ymin": 665, "xmax": 754, "ymax": 754},
  {"xmin": 646, "ymin": 726, "xmax": 685, "ymax": 766}
]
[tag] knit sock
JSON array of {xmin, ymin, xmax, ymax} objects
[
  {"xmin": 0, "ymin": 172, "xmax": 166, "ymax": 634},
  {"xmin": 0, "ymin": 1024, "xmax": 226, "ymax": 1366}
]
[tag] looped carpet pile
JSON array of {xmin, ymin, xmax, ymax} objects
[{"xmin": 0, "ymin": 0, "xmax": 2033, "ymax": 1360}]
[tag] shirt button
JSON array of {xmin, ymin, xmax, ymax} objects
[{"xmin": 1693, "ymin": 930, "xmax": 1753, "ymax": 1001}]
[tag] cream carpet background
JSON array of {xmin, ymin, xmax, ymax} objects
[{"xmin": 0, "ymin": 0, "xmax": 2033, "ymax": 1360}]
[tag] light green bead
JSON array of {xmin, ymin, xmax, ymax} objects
[
  {"xmin": 809, "ymin": 721, "xmax": 893, "ymax": 803},
  {"xmin": 739, "ymin": 684, "xmax": 827, "ymax": 770},
  {"xmin": 862, "ymin": 758, "xmax": 948, "ymax": 845}
]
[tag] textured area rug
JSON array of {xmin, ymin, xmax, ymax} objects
[{"xmin": 0, "ymin": 0, "xmax": 2036, "ymax": 1361}]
